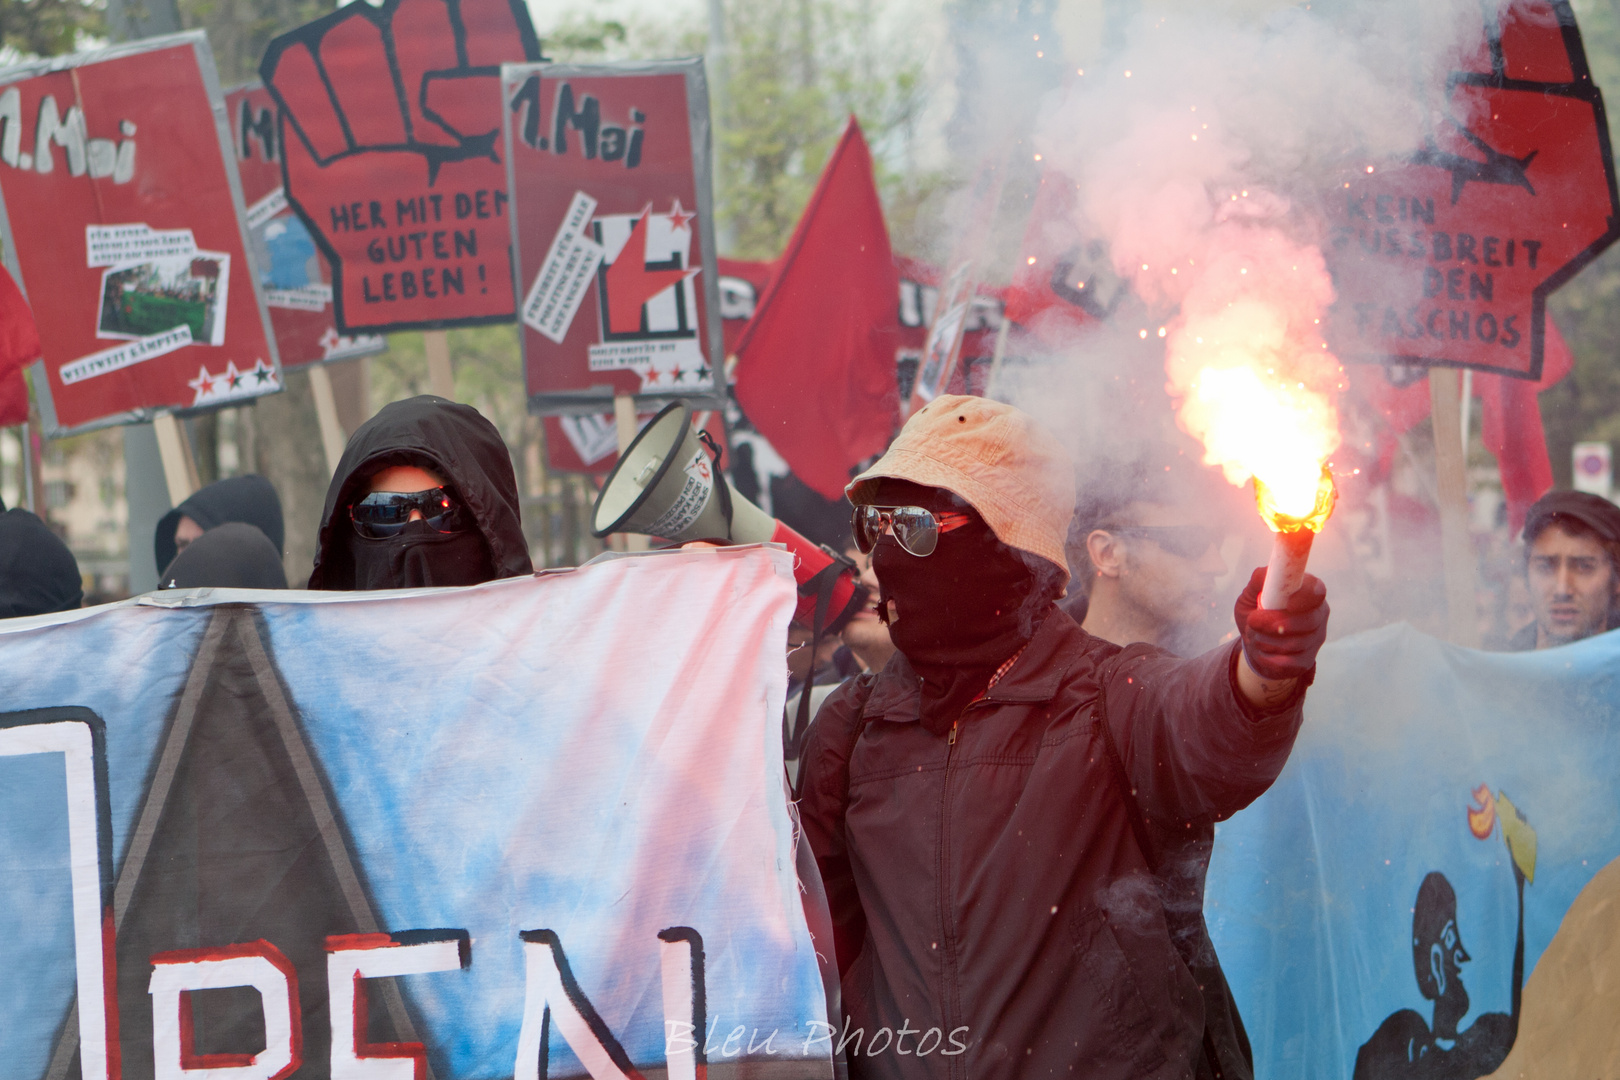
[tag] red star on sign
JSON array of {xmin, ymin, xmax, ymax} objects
[
  {"xmin": 604, "ymin": 209, "xmax": 700, "ymax": 336},
  {"xmin": 667, "ymin": 198, "xmax": 695, "ymax": 232}
]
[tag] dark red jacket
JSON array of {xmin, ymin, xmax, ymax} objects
[{"xmin": 797, "ymin": 608, "xmax": 1305, "ymax": 1079}]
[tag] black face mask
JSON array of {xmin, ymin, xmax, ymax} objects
[
  {"xmin": 348, "ymin": 519, "xmax": 495, "ymax": 590},
  {"xmin": 870, "ymin": 490, "xmax": 1059, "ymax": 734}
]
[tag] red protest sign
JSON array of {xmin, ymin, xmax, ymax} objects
[
  {"xmin": 260, "ymin": 0, "xmax": 539, "ymax": 335},
  {"xmin": 1326, "ymin": 0, "xmax": 1620, "ymax": 380},
  {"xmin": 226, "ymin": 83, "xmax": 386, "ymax": 369},
  {"xmin": 502, "ymin": 60, "xmax": 724, "ymax": 409},
  {"xmin": 0, "ymin": 35, "xmax": 281, "ymax": 434}
]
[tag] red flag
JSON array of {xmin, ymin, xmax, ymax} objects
[
  {"xmin": 0, "ymin": 263, "xmax": 40, "ymax": 427},
  {"xmin": 1003, "ymin": 168, "xmax": 1101, "ymax": 341},
  {"xmin": 734, "ymin": 118, "xmax": 900, "ymax": 502}
]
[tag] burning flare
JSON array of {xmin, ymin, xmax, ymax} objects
[{"xmin": 1255, "ymin": 468, "xmax": 1337, "ymax": 534}]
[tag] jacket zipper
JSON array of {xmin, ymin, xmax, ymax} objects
[{"xmin": 939, "ymin": 716, "xmax": 961, "ymax": 1078}]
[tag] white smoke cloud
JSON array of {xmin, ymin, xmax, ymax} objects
[{"xmin": 1014, "ymin": 1, "xmax": 1513, "ymax": 516}]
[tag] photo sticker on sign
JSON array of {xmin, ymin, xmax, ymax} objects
[
  {"xmin": 0, "ymin": 37, "xmax": 283, "ymax": 432},
  {"xmin": 227, "ymin": 82, "xmax": 386, "ymax": 368}
]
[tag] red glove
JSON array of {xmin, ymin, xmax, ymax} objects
[{"xmin": 1233, "ymin": 567, "xmax": 1329, "ymax": 681}]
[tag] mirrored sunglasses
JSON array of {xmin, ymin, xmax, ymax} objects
[
  {"xmin": 350, "ymin": 487, "xmax": 467, "ymax": 540},
  {"xmin": 852, "ymin": 505, "xmax": 975, "ymax": 558}
]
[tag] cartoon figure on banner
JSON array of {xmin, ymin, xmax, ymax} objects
[
  {"xmin": 1354, "ymin": 786, "xmax": 1536, "ymax": 1079},
  {"xmin": 260, "ymin": 0, "xmax": 541, "ymax": 333}
]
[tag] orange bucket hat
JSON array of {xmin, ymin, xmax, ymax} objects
[{"xmin": 846, "ymin": 395, "xmax": 1076, "ymax": 584}]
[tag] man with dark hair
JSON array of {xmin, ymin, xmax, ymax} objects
[
  {"xmin": 1070, "ymin": 465, "xmax": 1230, "ymax": 656},
  {"xmin": 798, "ymin": 396, "xmax": 1329, "ymax": 1079},
  {"xmin": 1510, "ymin": 490, "xmax": 1620, "ymax": 650}
]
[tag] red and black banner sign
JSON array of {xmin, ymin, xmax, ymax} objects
[
  {"xmin": 226, "ymin": 83, "xmax": 386, "ymax": 369},
  {"xmin": 260, "ymin": 0, "xmax": 540, "ymax": 334},
  {"xmin": 1325, "ymin": 0, "xmax": 1620, "ymax": 380},
  {"xmin": 502, "ymin": 59, "xmax": 724, "ymax": 411},
  {"xmin": 0, "ymin": 35, "xmax": 281, "ymax": 434}
]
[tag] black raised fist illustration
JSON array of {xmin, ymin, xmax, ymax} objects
[{"xmin": 261, "ymin": 0, "xmax": 540, "ymax": 332}]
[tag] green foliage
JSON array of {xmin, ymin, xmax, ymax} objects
[
  {"xmin": 176, "ymin": 0, "xmax": 327, "ymax": 85},
  {"xmin": 370, "ymin": 325, "xmax": 528, "ymax": 447},
  {"xmin": 0, "ymin": 0, "xmax": 101, "ymax": 59},
  {"xmin": 715, "ymin": 0, "xmax": 943, "ymax": 261},
  {"xmin": 542, "ymin": 14, "xmax": 628, "ymax": 60}
]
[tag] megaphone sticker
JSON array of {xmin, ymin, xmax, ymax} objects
[{"xmin": 643, "ymin": 448, "xmax": 715, "ymax": 537}]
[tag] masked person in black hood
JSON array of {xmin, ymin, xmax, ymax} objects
[
  {"xmin": 154, "ymin": 474, "xmax": 284, "ymax": 578},
  {"xmin": 0, "ymin": 506, "xmax": 83, "ymax": 617},
  {"xmin": 159, "ymin": 523, "xmax": 289, "ymax": 590},
  {"xmin": 310, "ymin": 396, "xmax": 532, "ymax": 590}
]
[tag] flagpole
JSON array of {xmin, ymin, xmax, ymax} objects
[{"xmin": 985, "ymin": 312, "xmax": 1011, "ymax": 399}]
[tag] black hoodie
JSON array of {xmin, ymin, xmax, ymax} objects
[
  {"xmin": 154, "ymin": 474, "xmax": 285, "ymax": 576},
  {"xmin": 310, "ymin": 396, "xmax": 532, "ymax": 590},
  {"xmin": 0, "ymin": 508, "xmax": 83, "ymax": 617},
  {"xmin": 159, "ymin": 522, "xmax": 289, "ymax": 590}
]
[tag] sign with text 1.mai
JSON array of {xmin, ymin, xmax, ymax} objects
[
  {"xmin": 0, "ymin": 34, "xmax": 281, "ymax": 434},
  {"xmin": 1326, "ymin": 0, "xmax": 1620, "ymax": 380},
  {"xmin": 226, "ymin": 83, "xmax": 385, "ymax": 369},
  {"xmin": 260, "ymin": 0, "xmax": 540, "ymax": 334},
  {"xmin": 503, "ymin": 60, "xmax": 725, "ymax": 410}
]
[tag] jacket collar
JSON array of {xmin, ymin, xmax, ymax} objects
[{"xmin": 860, "ymin": 605, "xmax": 1094, "ymax": 723}]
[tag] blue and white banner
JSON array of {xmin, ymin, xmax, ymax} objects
[
  {"xmin": 1209, "ymin": 623, "xmax": 1620, "ymax": 1078},
  {"xmin": 0, "ymin": 547, "xmax": 834, "ymax": 1080}
]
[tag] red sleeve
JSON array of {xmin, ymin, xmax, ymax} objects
[
  {"xmin": 1103, "ymin": 640, "xmax": 1305, "ymax": 828},
  {"xmin": 796, "ymin": 674, "xmax": 873, "ymax": 977}
]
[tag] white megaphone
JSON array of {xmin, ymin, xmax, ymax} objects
[{"xmin": 592, "ymin": 401, "xmax": 868, "ymax": 633}]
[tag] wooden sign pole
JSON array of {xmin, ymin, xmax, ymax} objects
[
  {"xmin": 612, "ymin": 393, "xmax": 649, "ymax": 552},
  {"xmin": 306, "ymin": 364, "xmax": 348, "ymax": 477},
  {"xmin": 424, "ymin": 331, "xmax": 454, "ymax": 400},
  {"xmin": 1429, "ymin": 367, "xmax": 1480, "ymax": 647},
  {"xmin": 151, "ymin": 412, "xmax": 199, "ymax": 506}
]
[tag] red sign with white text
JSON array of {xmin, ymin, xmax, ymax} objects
[
  {"xmin": 260, "ymin": 0, "xmax": 539, "ymax": 334},
  {"xmin": 0, "ymin": 37, "xmax": 281, "ymax": 433},
  {"xmin": 1325, "ymin": 0, "xmax": 1620, "ymax": 380},
  {"xmin": 226, "ymin": 84, "xmax": 386, "ymax": 369},
  {"xmin": 502, "ymin": 60, "xmax": 724, "ymax": 409}
]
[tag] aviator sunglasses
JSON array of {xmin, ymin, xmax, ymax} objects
[
  {"xmin": 1098, "ymin": 524, "xmax": 1220, "ymax": 559},
  {"xmin": 852, "ymin": 505, "xmax": 975, "ymax": 558},
  {"xmin": 350, "ymin": 487, "xmax": 467, "ymax": 540}
]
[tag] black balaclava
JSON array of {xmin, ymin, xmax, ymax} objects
[
  {"xmin": 348, "ymin": 519, "xmax": 495, "ymax": 590},
  {"xmin": 869, "ymin": 479, "xmax": 1063, "ymax": 734},
  {"xmin": 159, "ymin": 522, "xmax": 289, "ymax": 590},
  {"xmin": 154, "ymin": 474, "xmax": 284, "ymax": 577},
  {"xmin": 310, "ymin": 396, "xmax": 532, "ymax": 591},
  {"xmin": 0, "ymin": 508, "xmax": 83, "ymax": 617}
]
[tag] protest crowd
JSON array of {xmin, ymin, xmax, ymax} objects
[{"xmin": 6, "ymin": 0, "xmax": 1620, "ymax": 1078}]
